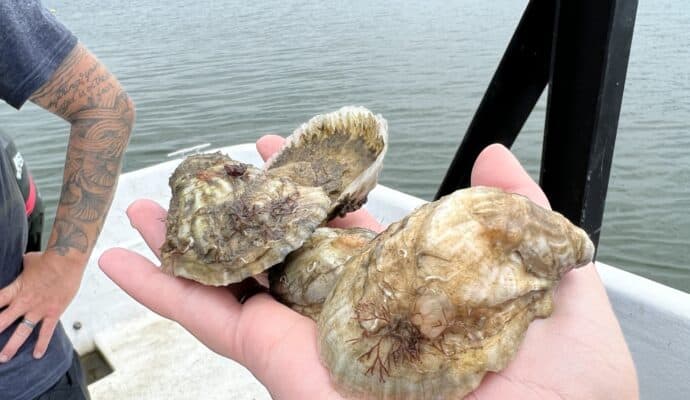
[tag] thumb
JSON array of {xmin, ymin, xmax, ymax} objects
[
  {"xmin": 470, "ymin": 144, "xmax": 551, "ymax": 209},
  {"xmin": 256, "ymin": 134, "xmax": 285, "ymax": 162}
]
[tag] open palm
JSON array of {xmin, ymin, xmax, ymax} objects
[{"xmin": 99, "ymin": 137, "xmax": 637, "ymax": 399}]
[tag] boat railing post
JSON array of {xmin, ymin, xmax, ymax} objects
[
  {"xmin": 540, "ymin": 0, "xmax": 638, "ymax": 250},
  {"xmin": 436, "ymin": 0, "xmax": 638, "ymax": 253}
]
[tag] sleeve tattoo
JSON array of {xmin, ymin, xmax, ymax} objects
[{"xmin": 30, "ymin": 43, "xmax": 135, "ymax": 258}]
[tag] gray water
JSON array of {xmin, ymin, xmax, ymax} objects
[{"xmin": 1, "ymin": 0, "xmax": 689, "ymax": 292}]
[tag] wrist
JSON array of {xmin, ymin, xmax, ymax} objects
[{"xmin": 41, "ymin": 248, "xmax": 89, "ymax": 274}]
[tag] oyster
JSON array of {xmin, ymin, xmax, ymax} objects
[
  {"xmin": 265, "ymin": 106, "xmax": 388, "ymax": 218},
  {"xmin": 161, "ymin": 107, "xmax": 388, "ymax": 286},
  {"xmin": 317, "ymin": 187, "xmax": 594, "ymax": 400},
  {"xmin": 269, "ymin": 227, "xmax": 377, "ymax": 320},
  {"xmin": 162, "ymin": 153, "xmax": 331, "ymax": 285}
]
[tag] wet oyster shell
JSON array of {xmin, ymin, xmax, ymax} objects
[
  {"xmin": 317, "ymin": 186, "xmax": 594, "ymax": 400},
  {"xmin": 269, "ymin": 227, "xmax": 377, "ymax": 320},
  {"xmin": 265, "ymin": 106, "xmax": 388, "ymax": 218},
  {"xmin": 162, "ymin": 153, "xmax": 331, "ymax": 286}
]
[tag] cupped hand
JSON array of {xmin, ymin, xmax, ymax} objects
[
  {"xmin": 0, "ymin": 251, "xmax": 83, "ymax": 362},
  {"xmin": 99, "ymin": 137, "xmax": 637, "ymax": 399},
  {"xmin": 466, "ymin": 144, "xmax": 638, "ymax": 400}
]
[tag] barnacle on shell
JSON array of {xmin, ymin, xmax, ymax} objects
[
  {"xmin": 316, "ymin": 187, "xmax": 594, "ymax": 400},
  {"xmin": 269, "ymin": 227, "xmax": 377, "ymax": 320},
  {"xmin": 161, "ymin": 153, "xmax": 331, "ymax": 285}
]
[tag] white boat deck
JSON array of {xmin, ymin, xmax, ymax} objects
[{"xmin": 62, "ymin": 144, "xmax": 690, "ymax": 399}]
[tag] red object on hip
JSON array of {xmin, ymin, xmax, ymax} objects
[{"xmin": 25, "ymin": 175, "xmax": 36, "ymax": 216}]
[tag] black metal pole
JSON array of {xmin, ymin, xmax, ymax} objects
[
  {"xmin": 435, "ymin": 0, "xmax": 556, "ymax": 199},
  {"xmin": 540, "ymin": 0, "xmax": 638, "ymax": 248}
]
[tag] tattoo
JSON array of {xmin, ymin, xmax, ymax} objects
[
  {"xmin": 31, "ymin": 44, "xmax": 134, "ymax": 257},
  {"xmin": 47, "ymin": 220, "xmax": 89, "ymax": 255}
]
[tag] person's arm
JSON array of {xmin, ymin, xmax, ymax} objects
[
  {"xmin": 0, "ymin": 43, "xmax": 134, "ymax": 362},
  {"xmin": 31, "ymin": 43, "xmax": 134, "ymax": 258}
]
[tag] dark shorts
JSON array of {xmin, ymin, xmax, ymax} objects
[{"xmin": 33, "ymin": 352, "xmax": 90, "ymax": 400}]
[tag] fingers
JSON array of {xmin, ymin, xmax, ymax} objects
[
  {"xmin": 328, "ymin": 208, "xmax": 384, "ymax": 233},
  {"xmin": 0, "ymin": 314, "xmax": 40, "ymax": 363},
  {"xmin": 256, "ymin": 134, "xmax": 286, "ymax": 161},
  {"xmin": 0, "ymin": 283, "xmax": 21, "ymax": 334},
  {"xmin": 471, "ymin": 144, "xmax": 551, "ymax": 209},
  {"xmin": 0, "ymin": 278, "xmax": 22, "ymax": 310},
  {"xmin": 126, "ymin": 199, "xmax": 168, "ymax": 259},
  {"xmin": 99, "ymin": 248, "xmax": 258, "ymax": 360},
  {"xmin": 0, "ymin": 308, "xmax": 23, "ymax": 357},
  {"xmin": 227, "ymin": 278, "xmax": 269, "ymax": 303},
  {"xmin": 99, "ymin": 248, "xmax": 204, "ymax": 321},
  {"xmin": 33, "ymin": 318, "xmax": 57, "ymax": 359},
  {"xmin": 232, "ymin": 293, "xmax": 315, "ymax": 367},
  {"xmin": 232, "ymin": 294, "xmax": 337, "ymax": 397}
]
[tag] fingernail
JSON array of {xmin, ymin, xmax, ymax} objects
[
  {"xmin": 0, "ymin": 354, "xmax": 8, "ymax": 363},
  {"xmin": 34, "ymin": 351, "xmax": 44, "ymax": 359}
]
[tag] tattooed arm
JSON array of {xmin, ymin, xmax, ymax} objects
[
  {"xmin": 0, "ymin": 43, "xmax": 134, "ymax": 362},
  {"xmin": 31, "ymin": 43, "xmax": 134, "ymax": 256}
]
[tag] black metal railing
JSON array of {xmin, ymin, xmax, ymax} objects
[{"xmin": 435, "ymin": 0, "xmax": 638, "ymax": 253}]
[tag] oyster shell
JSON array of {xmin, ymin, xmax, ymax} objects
[
  {"xmin": 317, "ymin": 186, "xmax": 594, "ymax": 400},
  {"xmin": 265, "ymin": 106, "xmax": 388, "ymax": 218},
  {"xmin": 269, "ymin": 227, "xmax": 377, "ymax": 320},
  {"xmin": 161, "ymin": 153, "xmax": 331, "ymax": 285},
  {"xmin": 161, "ymin": 107, "xmax": 387, "ymax": 286}
]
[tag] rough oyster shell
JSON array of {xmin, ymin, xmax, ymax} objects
[
  {"xmin": 265, "ymin": 106, "xmax": 388, "ymax": 218},
  {"xmin": 269, "ymin": 227, "xmax": 377, "ymax": 320},
  {"xmin": 317, "ymin": 186, "xmax": 594, "ymax": 400},
  {"xmin": 161, "ymin": 153, "xmax": 331, "ymax": 285}
]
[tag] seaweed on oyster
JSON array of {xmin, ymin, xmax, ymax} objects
[
  {"xmin": 316, "ymin": 187, "xmax": 595, "ymax": 400},
  {"xmin": 161, "ymin": 153, "xmax": 331, "ymax": 286},
  {"xmin": 269, "ymin": 227, "xmax": 377, "ymax": 320}
]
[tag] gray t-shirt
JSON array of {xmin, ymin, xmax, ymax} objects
[
  {"xmin": 1, "ymin": 0, "xmax": 78, "ymax": 108},
  {"xmin": 1, "ymin": 1, "xmax": 78, "ymax": 399}
]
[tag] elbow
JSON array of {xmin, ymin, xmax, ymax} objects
[
  {"xmin": 107, "ymin": 89, "xmax": 136, "ymax": 146},
  {"xmin": 118, "ymin": 90, "xmax": 136, "ymax": 139},
  {"xmin": 68, "ymin": 87, "xmax": 136, "ymax": 143},
  {"xmin": 68, "ymin": 88, "xmax": 136, "ymax": 160}
]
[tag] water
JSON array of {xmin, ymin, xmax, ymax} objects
[{"xmin": 1, "ymin": 0, "xmax": 688, "ymax": 292}]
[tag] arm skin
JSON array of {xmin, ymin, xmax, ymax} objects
[
  {"xmin": 0, "ymin": 43, "xmax": 135, "ymax": 362},
  {"xmin": 99, "ymin": 136, "xmax": 638, "ymax": 400}
]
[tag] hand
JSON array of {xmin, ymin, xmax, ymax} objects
[
  {"xmin": 99, "ymin": 137, "xmax": 637, "ymax": 399},
  {"xmin": 466, "ymin": 144, "xmax": 638, "ymax": 399},
  {"xmin": 0, "ymin": 251, "xmax": 83, "ymax": 362}
]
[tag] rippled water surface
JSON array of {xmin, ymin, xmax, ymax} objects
[{"xmin": 2, "ymin": 0, "xmax": 689, "ymax": 292}]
